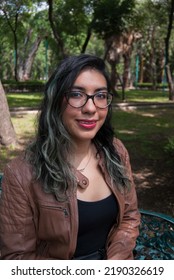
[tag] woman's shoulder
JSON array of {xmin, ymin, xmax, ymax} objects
[
  {"xmin": 3, "ymin": 152, "xmax": 34, "ymax": 184},
  {"xmin": 113, "ymin": 137, "xmax": 129, "ymax": 164},
  {"xmin": 113, "ymin": 137, "xmax": 128, "ymax": 153},
  {"xmin": 4, "ymin": 152, "xmax": 28, "ymax": 169}
]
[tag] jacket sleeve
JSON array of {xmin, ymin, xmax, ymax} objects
[
  {"xmin": 0, "ymin": 162, "xmax": 52, "ymax": 260},
  {"xmin": 106, "ymin": 139, "xmax": 141, "ymax": 260}
]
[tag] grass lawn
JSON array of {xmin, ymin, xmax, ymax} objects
[
  {"xmin": 6, "ymin": 92, "xmax": 43, "ymax": 108},
  {"xmin": 114, "ymin": 89, "xmax": 171, "ymax": 103},
  {"xmin": 0, "ymin": 113, "xmax": 37, "ymax": 171},
  {"xmin": 112, "ymin": 108, "xmax": 174, "ymax": 161}
]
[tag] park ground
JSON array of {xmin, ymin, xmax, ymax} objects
[
  {"xmin": 117, "ymin": 106, "xmax": 174, "ymax": 218},
  {"xmin": 113, "ymin": 105, "xmax": 174, "ymax": 218}
]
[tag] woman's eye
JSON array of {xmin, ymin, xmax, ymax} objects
[
  {"xmin": 69, "ymin": 91, "xmax": 83, "ymax": 98},
  {"xmin": 96, "ymin": 92, "xmax": 107, "ymax": 99}
]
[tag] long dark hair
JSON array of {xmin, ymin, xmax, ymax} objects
[{"xmin": 26, "ymin": 54, "xmax": 130, "ymax": 200}]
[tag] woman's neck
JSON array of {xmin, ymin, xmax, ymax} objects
[
  {"xmin": 71, "ymin": 141, "xmax": 94, "ymax": 170},
  {"xmin": 73, "ymin": 141, "xmax": 92, "ymax": 155}
]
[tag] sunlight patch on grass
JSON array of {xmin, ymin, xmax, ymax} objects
[
  {"xmin": 0, "ymin": 113, "xmax": 37, "ymax": 171},
  {"xmin": 11, "ymin": 113, "xmax": 37, "ymax": 138},
  {"xmin": 141, "ymin": 113, "xmax": 155, "ymax": 117},
  {"xmin": 117, "ymin": 130, "xmax": 135, "ymax": 134},
  {"xmin": 115, "ymin": 89, "xmax": 170, "ymax": 103},
  {"xmin": 7, "ymin": 93, "xmax": 43, "ymax": 108}
]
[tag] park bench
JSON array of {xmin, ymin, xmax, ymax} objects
[{"xmin": 0, "ymin": 173, "xmax": 174, "ymax": 260}]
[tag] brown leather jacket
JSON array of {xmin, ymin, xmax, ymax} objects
[{"xmin": 0, "ymin": 139, "xmax": 140, "ymax": 260}]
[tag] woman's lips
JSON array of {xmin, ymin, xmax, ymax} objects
[{"xmin": 77, "ymin": 120, "xmax": 97, "ymax": 129}]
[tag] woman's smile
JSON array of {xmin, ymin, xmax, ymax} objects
[{"xmin": 77, "ymin": 119, "xmax": 97, "ymax": 129}]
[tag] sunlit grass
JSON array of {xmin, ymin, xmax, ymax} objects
[
  {"xmin": 11, "ymin": 113, "xmax": 37, "ymax": 136},
  {"xmin": 112, "ymin": 108, "xmax": 174, "ymax": 160},
  {"xmin": 6, "ymin": 92, "xmax": 43, "ymax": 108},
  {"xmin": 115, "ymin": 89, "xmax": 170, "ymax": 103},
  {"xmin": 0, "ymin": 113, "xmax": 37, "ymax": 170}
]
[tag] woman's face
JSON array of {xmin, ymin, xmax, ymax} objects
[{"xmin": 62, "ymin": 68, "xmax": 109, "ymax": 145}]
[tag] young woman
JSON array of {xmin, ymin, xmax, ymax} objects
[{"xmin": 0, "ymin": 54, "xmax": 140, "ymax": 259}]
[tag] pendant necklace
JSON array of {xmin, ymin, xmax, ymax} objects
[{"xmin": 77, "ymin": 149, "xmax": 92, "ymax": 172}]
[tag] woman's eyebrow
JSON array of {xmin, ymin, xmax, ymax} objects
[
  {"xmin": 94, "ymin": 87, "xmax": 108, "ymax": 92},
  {"xmin": 71, "ymin": 86, "xmax": 84, "ymax": 91},
  {"xmin": 71, "ymin": 86, "xmax": 108, "ymax": 92}
]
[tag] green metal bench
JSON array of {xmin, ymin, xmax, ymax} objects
[
  {"xmin": 0, "ymin": 173, "xmax": 174, "ymax": 259},
  {"xmin": 134, "ymin": 209, "xmax": 174, "ymax": 259}
]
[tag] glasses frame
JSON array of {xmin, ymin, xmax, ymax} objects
[{"xmin": 64, "ymin": 91, "xmax": 113, "ymax": 109}]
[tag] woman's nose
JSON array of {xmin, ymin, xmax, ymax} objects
[{"xmin": 81, "ymin": 97, "xmax": 97, "ymax": 114}]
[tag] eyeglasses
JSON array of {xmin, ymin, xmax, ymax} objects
[{"xmin": 64, "ymin": 91, "xmax": 113, "ymax": 109}]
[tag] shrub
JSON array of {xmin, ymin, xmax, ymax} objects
[
  {"xmin": 2, "ymin": 80, "xmax": 45, "ymax": 93},
  {"xmin": 164, "ymin": 137, "xmax": 174, "ymax": 157}
]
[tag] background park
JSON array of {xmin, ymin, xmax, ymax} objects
[{"xmin": 0, "ymin": 0, "xmax": 174, "ymax": 218}]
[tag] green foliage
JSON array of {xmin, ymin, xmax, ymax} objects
[
  {"xmin": 1, "ymin": 0, "xmax": 174, "ymax": 88},
  {"xmin": 164, "ymin": 137, "xmax": 174, "ymax": 158},
  {"xmin": 2, "ymin": 80, "xmax": 45, "ymax": 85},
  {"xmin": 2, "ymin": 80, "xmax": 45, "ymax": 93},
  {"xmin": 93, "ymin": 0, "xmax": 136, "ymax": 38},
  {"xmin": 137, "ymin": 83, "xmax": 168, "ymax": 89},
  {"xmin": 0, "ymin": 1, "xmax": 49, "ymax": 80}
]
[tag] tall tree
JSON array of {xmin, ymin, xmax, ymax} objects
[
  {"xmin": 47, "ymin": 0, "xmax": 67, "ymax": 58},
  {"xmin": 92, "ymin": 0, "xmax": 137, "ymax": 94},
  {"xmin": 47, "ymin": 0, "xmax": 96, "ymax": 58},
  {"xmin": 17, "ymin": 7, "xmax": 49, "ymax": 80},
  {"xmin": 0, "ymin": 0, "xmax": 32, "ymax": 80},
  {"xmin": 165, "ymin": 0, "xmax": 174, "ymax": 100},
  {"xmin": 0, "ymin": 81, "xmax": 17, "ymax": 146},
  {"xmin": 0, "ymin": 0, "xmax": 45, "ymax": 81}
]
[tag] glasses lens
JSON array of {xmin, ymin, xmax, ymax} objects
[
  {"xmin": 94, "ymin": 92, "xmax": 112, "ymax": 108},
  {"xmin": 66, "ymin": 91, "xmax": 86, "ymax": 108}
]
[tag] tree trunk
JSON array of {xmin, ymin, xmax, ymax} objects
[
  {"xmin": 0, "ymin": 81, "xmax": 17, "ymax": 146},
  {"xmin": 123, "ymin": 53, "xmax": 131, "ymax": 90},
  {"xmin": 166, "ymin": 64, "xmax": 174, "ymax": 100},
  {"xmin": 2, "ymin": 7, "xmax": 19, "ymax": 81},
  {"xmin": 165, "ymin": 0, "xmax": 174, "ymax": 100},
  {"xmin": 18, "ymin": 36, "xmax": 42, "ymax": 81},
  {"xmin": 150, "ymin": 26, "xmax": 157, "ymax": 90},
  {"xmin": 105, "ymin": 32, "xmax": 142, "ymax": 95},
  {"xmin": 139, "ymin": 54, "xmax": 144, "ymax": 83},
  {"xmin": 81, "ymin": 26, "xmax": 92, "ymax": 53},
  {"xmin": 47, "ymin": 0, "xmax": 67, "ymax": 58},
  {"xmin": 105, "ymin": 36, "xmax": 120, "ymax": 96},
  {"xmin": 14, "ymin": 30, "xmax": 18, "ymax": 81}
]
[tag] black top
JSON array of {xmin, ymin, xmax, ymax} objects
[{"xmin": 74, "ymin": 193, "xmax": 118, "ymax": 257}]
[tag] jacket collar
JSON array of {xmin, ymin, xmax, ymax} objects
[{"xmin": 74, "ymin": 149, "xmax": 108, "ymax": 190}]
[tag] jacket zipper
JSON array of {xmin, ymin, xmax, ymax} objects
[
  {"xmin": 40, "ymin": 205, "xmax": 69, "ymax": 216},
  {"xmin": 69, "ymin": 191, "xmax": 79, "ymax": 259}
]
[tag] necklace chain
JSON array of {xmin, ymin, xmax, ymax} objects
[{"xmin": 77, "ymin": 149, "xmax": 92, "ymax": 172}]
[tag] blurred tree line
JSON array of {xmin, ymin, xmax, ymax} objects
[
  {"xmin": 1, "ymin": 0, "xmax": 174, "ymax": 145},
  {"xmin": 0, "ymin": 0, "xmax": 174, "ymax": 96}
]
